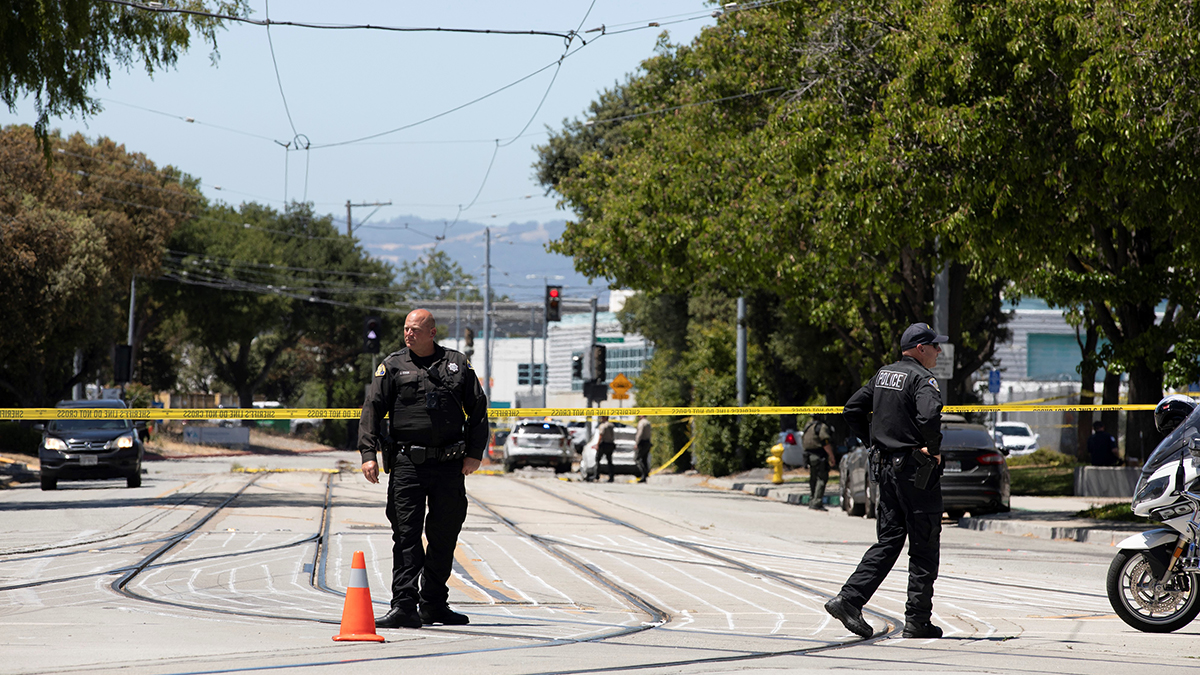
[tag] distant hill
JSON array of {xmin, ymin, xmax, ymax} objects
[{"xmin": 352, "ymin": 215, "xmax": 609, "ymax": 306}]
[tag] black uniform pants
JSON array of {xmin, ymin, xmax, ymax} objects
[
  {"xmin": 806, "ymin": 451, "xmax": 830, "ymax": 505},
  {"xmin": 595, "ymin": 441, "xmax": 616, "ymax": 480},
  {"xmin": 385, "ymin": 453, "xmax": 467, "ymax": 610},
  {"xmin": 839, "ymin": 452, "xmax": 942, "ymax": 622},
  {"xmin": 635, "ymin": 440, "xmax": 651, "ymax": 480}
]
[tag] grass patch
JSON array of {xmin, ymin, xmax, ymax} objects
[
  {"xmin": 1006, "ymin": 448, "xmax": 1079, "ymax": 468},
  {"xmin": 1075, "ymin": 503, "xmax": 1147, "ymax": 522},
  {"xmin": 1009, "ymin": 465, "xmax": 1075, "ymax": 496}
]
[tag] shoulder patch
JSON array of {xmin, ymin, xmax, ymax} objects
[
  {"xmin": 374, "ymin": 363, "xmax": 386, "ymax": 377},
  {"xmin": 928, "ymin": 377, "xmax": 940, "ymax": 392}
]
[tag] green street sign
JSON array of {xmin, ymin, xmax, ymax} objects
[{"xmin": 595, "ymin": 337, "xmax": 625, "ymax": 344}]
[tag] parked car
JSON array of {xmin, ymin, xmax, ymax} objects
[
  {"xmin": 992, "ymin": 421, "xmax": 1039, "ymax": 455},
  {"xmin": 579, "ymin": 423, "xmax": 636, "ymax": 480},
  {"xmin": 841, "ymin": 422, "xmax": 1010, "ymax": 519},
  {"xmin": 36, "ymin": 399, "xmax": 145, "ymax": 490},
  {"xmin": 502, "ymin": 420, "xmax": 574, "ymax": 473},
  {"xmin": 779, "ymin": 429, "xmax": 804, "ymax": 467},
  {"xmin": 566, "ymin": 421, "xmax": 590, "ymax": 452}
]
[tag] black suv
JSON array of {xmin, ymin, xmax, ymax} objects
[{"xmin": 37, "ymin": 400, "xmax": 145, "ymax": 490}]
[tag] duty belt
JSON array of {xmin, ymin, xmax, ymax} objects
[{"xmin": 398, "ymin": 441, "xmax": 467, "ymax": 465}]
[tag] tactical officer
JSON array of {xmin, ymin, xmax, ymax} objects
[
  {"xmin": 824, "ymin": 322, "xmax": 946, "ymax": 640},
  {"xmin": 359, "ymin": 309, "xmax": 488, "ymax": 629},
  {"xmin": 802, "ymin": 415, "xmax": 836, "ymax": 511}
]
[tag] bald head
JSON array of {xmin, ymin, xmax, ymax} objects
[{"xmin": 404, "ymin": 309, "xmax": 437, "ymax": 356}]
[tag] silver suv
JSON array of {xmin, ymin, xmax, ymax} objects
[{"xmin": 502, "ymin": 420, "xmax": 574, "ymax": 473}]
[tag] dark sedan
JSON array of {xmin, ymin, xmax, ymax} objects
[
  {"xmin": 841, "ymin": 422, "xmax": 1010, "ymax": 519},
  {"xmin": 36, "ymin": 399, "xmax": 145, "ymax": 490}
]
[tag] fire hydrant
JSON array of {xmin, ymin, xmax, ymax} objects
[{"xmin": 766, "ymin": 443, "xmax": 784, "ymax": 485}]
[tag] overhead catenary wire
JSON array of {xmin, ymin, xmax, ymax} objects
[{"xmin": 101, "ymin": 0, "xmax": 581, "ymax": 40}]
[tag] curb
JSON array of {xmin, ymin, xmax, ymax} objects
[
  {"xmin": 958, "ymin": 515, "xmax": 1142, "ymax": 546},
  {"xmin": 711, "ymin": 477, "xmax": 1142, "ymax": 545}
]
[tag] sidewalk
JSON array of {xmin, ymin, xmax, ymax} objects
[{"xmin": 703, "ymin": 469, "xmax": 1146, "ymax": 546}]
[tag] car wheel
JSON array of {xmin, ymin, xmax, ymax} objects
[
  {"xmin": 127, "ymin": 472, "xmax": 142, "ymax": 488},
  {"xmin": 843, "ymin": 481, "xmax": 866, "ymax": 517},
  {"xmin": 503, "ymin": 461, "xmax": 514, "ymax": 473},
  {"xmin": 554, "ymin": 463, "xmax": 570, "ymax": 474},
  {"xmin": 40, "ymin": 475, "xmax": 57, "ymax": 491}
]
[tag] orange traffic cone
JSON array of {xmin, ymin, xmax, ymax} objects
[{"xmin": 333, "ymin": 550, "xmax": 386, "ymax": 642}]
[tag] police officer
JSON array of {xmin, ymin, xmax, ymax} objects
[
  {"xmin": 802, "ymin": 415, "xmax": 836, "ymax": 511},
  {"xmin": 824, "ymin": 322, "xmax": 946, "ymax": 640},
  {"xmin": 359, "ymin": 308, "xmax": 488, "ymax": 629}
]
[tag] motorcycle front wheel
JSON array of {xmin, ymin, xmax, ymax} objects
[{"xmin": 1107, "ymin": 549, "xmax": 1200, "ymax": 633}]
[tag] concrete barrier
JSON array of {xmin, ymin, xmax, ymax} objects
[
  {"xmin": 183, "ymin": 426, "xmax": 251, "ymax": 450},
  {"xmin": 1074, "ymin": 466, "xmax": 1141, "ymax": 498}
]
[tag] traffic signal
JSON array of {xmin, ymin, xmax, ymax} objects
[
  {"xmin": 363, "ymin": 316, "xmax": 381, "ymax": 354},
  {"xmin": 114, "ymin": 345, "xmax": 132, "ymax": 383},
  {"xmin": 545, "ymin": 285, "xmax": 562, "ymax": 322},
  {"xmin": 571, "ymin": 353, "xmax": 583, "ymax": 379},
  {"xmin": 591, "ymin": 344, "xmax": 607, "ymax": 382}
]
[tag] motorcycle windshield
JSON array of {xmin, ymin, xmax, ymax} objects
[{"xmin": 1141, "ymin": 404, "xmax": 1200, "ymax": 482}]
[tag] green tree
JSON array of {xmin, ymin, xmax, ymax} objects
[
  {"xmin": 163, "ymin": 202, "xmax": 396, "ymax": 409},
  {"xmin": 1, "ymin": 0, "xmax": 246, "ymax": 147},
  {"xmin": 0, "ymin": 125, "xmax": 200, "ymax": 406},
  {"xmin": 396, "ymin": 250, "xmax": 483, "ymax": 302}
]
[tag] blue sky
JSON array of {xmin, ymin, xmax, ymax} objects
[{"xmin": 1, "ymin": 1, "xmax": 716, "ymax": 296}]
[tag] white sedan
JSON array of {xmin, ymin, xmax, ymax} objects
[
  {"xmin": 579, "ymin": 424, "xmax": 637, "ymax": 480},
  {"xmin": 992, "ymin": 421, "xmax": 1039, "ymax": 455}
]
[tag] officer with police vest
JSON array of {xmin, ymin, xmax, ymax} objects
[
  {"xmin": 359, "ymin": 308, "xmax": 488, "ymax": 629},
  {"xmin": 824, "ymin": 322, "xmax": 946, "ymax": 640}
]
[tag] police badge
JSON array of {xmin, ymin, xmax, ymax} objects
[{"xmin": 448, "ymin": 362, "xmax": 459, "ymax": 373}]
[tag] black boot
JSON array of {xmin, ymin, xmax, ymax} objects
[
  {"xmin": 419, "ymin": 604, "xmax": 469, "ymax": 626},
  {"xmin": 824, "ymin": 595, "xmax": 873, "ymax": 638},
  {"xmin": 375, "ymin": 606, "xmax": 422, "ymax": 629},
  {"xmin": 902, "ymin": 620, "xmax": 943, "ymax": 638}
]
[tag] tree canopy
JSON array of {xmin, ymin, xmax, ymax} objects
[
  {"xmin": 1, "ymin": 1, "xmax": 246, "ymax": 146},
  {"xmin": 538, "ymin": 0, "xmax": 1200, "ymax": 467}
]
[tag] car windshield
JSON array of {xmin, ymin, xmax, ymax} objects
[
  {"xmin": 50, "ymin": 418, "xmax": 132, "ymax": 432},
  {"xmin": 942, "ymin": 428, "xmax": 995, "ymax": 449},
  {"xmin": 995, "ymin": 424, "xmax": 1030, "ymax": 436},
  {"xmin": 1141, "ymin": 405, "xmax": 1200, "ymax": 480}
]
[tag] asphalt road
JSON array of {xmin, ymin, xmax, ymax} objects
[{"xmin": 1, "ymin": 452, "xmax": 1196, "ymax": 675}]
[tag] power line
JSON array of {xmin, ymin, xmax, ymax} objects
[{"xmin": 102, "ymin": 0, "xmax": 580, "ymax": 40}]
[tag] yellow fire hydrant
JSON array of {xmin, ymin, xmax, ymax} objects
[{"xmin": 766, "ymin": 443, "xmax": 784, "ymax": 485}]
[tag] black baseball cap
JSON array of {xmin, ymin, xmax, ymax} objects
[{"xmin": 901, "ymin": 322, "xmax": 949, "ymax": 351}]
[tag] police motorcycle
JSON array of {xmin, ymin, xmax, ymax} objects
[{"xmin": 1106, "ymin": 395, "xmax": 1200, "ymax": 632}]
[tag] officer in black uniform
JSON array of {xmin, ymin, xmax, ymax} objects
[
  {"xmin": 824, "ymin": 322, "xmax": 947, "ymax": 640},
  {"xmin": 359, "ymin": 308, "xmax": 488, "ymax": 629}
]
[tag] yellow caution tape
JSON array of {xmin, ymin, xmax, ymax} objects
[
  {"xmin": 0, "ymin": 403, "xmax": 1160, "ymax": 421},
  {"xmin": 650, "ymin": 436, "xmax": 694, "ymax": 476}
]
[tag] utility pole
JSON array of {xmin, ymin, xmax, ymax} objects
[
  {"xmin": 344, "ymin": 200, "xmax": 392, "ymax": 236},
  {"xmin": 483, "ymin": 228, "xmax": 491, "ymax": 402},
  {"xmin": 542, "ymin": 296, "xmax": 548, "ymax": 408},
  {"xmin": 736, "ymin": 296, "xmax": 747, "ymax": 406}
]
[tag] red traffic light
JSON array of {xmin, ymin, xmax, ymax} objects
[{"xmin": 549, "ymin": 288, "xmax": 560, "ymax": 298}]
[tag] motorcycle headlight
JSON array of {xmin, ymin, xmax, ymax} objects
[
  {"xmin": 1133, "ymin": 476, "xmax": 1170, "ymax": 510},
  {"xmin": 111, "ymin": 434, "xmax": 135, "ymax": 449},
  {"xmin": 44, "ymin": 437, "xmax": 67, "ymax": 452}
]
